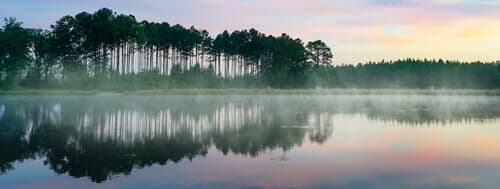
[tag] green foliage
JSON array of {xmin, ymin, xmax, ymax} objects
[
  {"xmin": 334, "ymin": 59, "xmax": 500, "ymax": 89},
  {"xmin": 306, "ymin": 40, "xmax": 332, "ymax": 65},
  {"xmin": 2, "ymin": 8, "xmax": 499, "ymax": 90},
  {"xmin": 306, "ymin": 65, "xmax": 343, "ymax": 88},
  {"xmin": 0, "ymin": 18, "xmax": 31, "ymax": 89},
  {"xmin": 169, "ymin": 64, "xmax": 222, "ymax": 88},
  {"xmin": 2, "ymin": 8, "xmax": 324, "ymax": 89}
]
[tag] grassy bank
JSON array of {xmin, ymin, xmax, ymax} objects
[{"xmin": 1, "ymin": 88, "xmax": 500, "ymax": 96}]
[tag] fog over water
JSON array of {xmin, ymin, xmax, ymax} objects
[{"xmin": 0, "ymin": 94, "xmax": 499, "ymax": 188}]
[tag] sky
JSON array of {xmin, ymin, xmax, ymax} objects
[{"xmin": 1, "ymin": 0, "xmax": 499, "ymax": 64}]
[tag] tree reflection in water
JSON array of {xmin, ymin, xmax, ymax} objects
[{"xmin": 0, "ymin": 95, "xmax": 498, "ymax": 182}]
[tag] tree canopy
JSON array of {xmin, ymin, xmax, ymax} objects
[{"xmin": 1, "ymin": 8, "xmax": 499, "ymax": 90}]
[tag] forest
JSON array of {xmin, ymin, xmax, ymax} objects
[{"xmin": 0, "ymin": 8, "xmax": 499, "ymax": 90}]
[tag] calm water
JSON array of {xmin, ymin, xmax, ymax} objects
[{"xmin": 0, "ymin": 94, "xmax": 499, "ymax": 189}]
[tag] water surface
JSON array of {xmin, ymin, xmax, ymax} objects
[{"xmin": 0, "ymin": 94, "xmax": 499, "ymax": 188}]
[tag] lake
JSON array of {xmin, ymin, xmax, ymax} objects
[{"xmin": 0, "ymin": 94, "xmax": 499, "ymax": 189}]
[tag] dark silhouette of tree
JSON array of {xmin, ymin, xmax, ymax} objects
[
  {"xmin": 306, "ymin": 40, "xmax": 332, "ymax": 65},
  {"xmin": 0, "ymin": 18, "xmax": 31, "ymax": 89},
  {"xmin": 23, "ymin": 29, "xmax": 58, "ymax": 87}
]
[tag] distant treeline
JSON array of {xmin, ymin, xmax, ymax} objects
[
  {"xmin": 334, "ymin": 59, "xmax": 500, "ymax": 89},
  {"xmin": 0, "ymin": 8, "xmax": 499, "ymax": 90}
]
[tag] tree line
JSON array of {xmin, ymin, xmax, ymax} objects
[
  {"xmin": 0, "ymin": 8, "xmax": 332, "ymax": 89},
  {"xmin": 333, "ymin": 59, "xmax": 500, "ymax": 89},
  {"xmin": 1, "ymin": 8, "xmax": 499, "ymax": 89}
]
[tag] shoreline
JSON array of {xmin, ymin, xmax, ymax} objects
[{"xmin": 1, "ymin": 88, "xmax": 500, "ymax": 96}]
